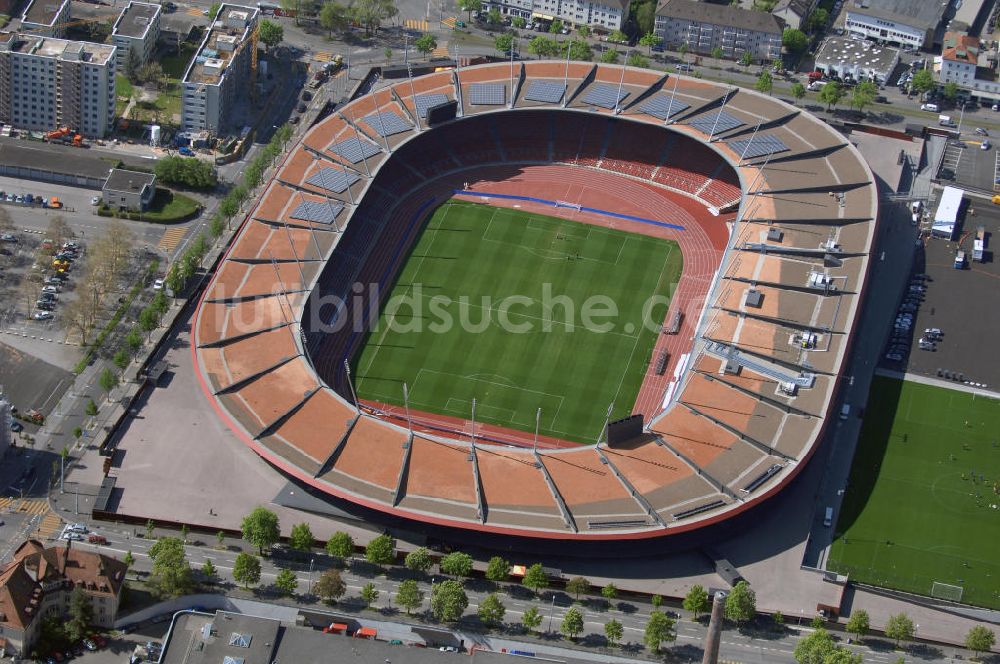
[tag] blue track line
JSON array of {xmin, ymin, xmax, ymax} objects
[{"xmin": 452, "ymin": 189, "xmax": 686, "ymax": 231}]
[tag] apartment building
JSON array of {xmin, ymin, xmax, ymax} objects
[
  {"xmin": 0, "ymin": 540, "xmax": 126, "ymax": 658},
  {"xmin": 844, "ymin": 0, "xmax": 946, "ymax": 50},
  {"xmin": 20, "ymin": 0, "xmax": 70, "ymax": 37},
  {"xmin": 112, "ymin": 1, "xmax": 161, "ymax": 72},
  {"xmin": 0, "ymin": 32, "xmax": 116, "ymax": 138},
  {"xmin": 181, "ymin": 3, "xmax": 258, "ymax": 135},
  {"xmin": 654, "ymin": 0, "xmax": 783, "ymax": 63},
  {"xmin": 483, "ymin": 0, "xmax": 629, "ymax": 31},
  {"xmin": 773, "ymin": 0, "xmax": 817, "ymax": 30},
  {"xmin": 936, "ymin": 31, "xmax": 1000, "ymax": 105}
]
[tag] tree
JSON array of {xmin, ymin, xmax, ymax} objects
[
  {"xmin": 181, "ymin": 524, "xmax": 189, "ymax": 544},
  {"xmin": 724, "ymin": 580, "xmax": 756, "ymax": 625},
  {"xmin": 636, "ymin": 1, "xmax": 656, "ymax": 34},
  {"xmin": 600, "ymin": 49, "xmax": 619, "ymax": 64},
  {"xmin": 561, "ymin": 606, "xmax": 584, "ymax": 639},
  {"xmin": 609, "ymin": 29, "xmax": 628, "ymax": 44},
  {"xmin": 315, "ymin": 568, "xmax": 347, "ymax": 602},
  {"xmin": 319, "ymin": 1, "xmax": 348, "ymax": 36},
  {"xmin": 605, "ymin": 618, "xmax": 624, "ymax": 646},
  {"xmin": 485, "ymin": 556, "xmax": 511, "ymax": 584},
  {"xmin": 711, "ymin": 46, "xmax": 724, "ymax": 65},
  {"xmin": 911, "ymin": 69, "xmax": 934, "ymax": 95},
  {"xmin": 522, "ymin": 606, "xmax": 542, "ymax": 632},
  {"xmin": 365, "ymin": 534, "xmax": 395, "ymax": 567},
  {"xmin": 258, "ymin": 19, "xmax": 283, "ymax": 51},
  {"xmin": 783, "ymin": 27, "xmax": 808, "ymax": 52},
  {"xmin": 440, "ymin": 551, "xmax": 473, "ymax": 578},
  {"xmin": 326, "ymin": 531, "xmax": 354, "ymax": 562},
  {"xmin": 794, "ymin": 628, "xmax": 836, "ymax": 664},
  {"xmin": 639, "ymin": 32, "xmax": 662, "ymax": 55},
  {"xmin": 806, "ymin": 7, "xmax": 828, "ymax": 31},
  {"xmin": 494, "ymin": 33, "xmax": 514, "ymax": 55},
  {"xmin": 678, "ymin": 42, "xmax": 689, "ymax": 62},
  {"xmin": 85, "ymin": 399, "xmax": 99, "ymax": 417},
  {"xmin": 67, "ymin": 587, "xmax": 94, "ymax": 642},
  {"xmin": 0, "ymin": 207, "xmax": 13, "ymax": 235},
  {"xmin": 233, "ymin": 552, "xmax": 261, "ymax": 589},
  {"xmin": 457, "ymin": 0, "xmax": 481, "ymax": 21},
  {"xmin": 98, "ymin": 367, "xmax": 118, "ymax": 399},
  {"xmin": 155, "ymin": 156, "xmax": 218, "ymax": 189},
  {"xmin": 414, "ymin": 33, "xmax": 437, "ymax": 55},
  {"xmin": 644, "ymin": 610, "xmax": 676, "ymax": 653},
  {"xmin": 46, "ymin": 215, "xmax": 74, "ymax": 247},
  {"xmin": 512, "ymin": 16, "xmax": 525, "ymax": 29},
  {"xmin": 740, "ymin": 50, "xmax": 753, "ymax": 68},
  {"xmin": 577, "ymin": 25, "xmax": 590, "ymax": 38},
  {"xmin": 528, "ymin": 35, "xmax": 559, "ymax": 59},
  {"xmin": 565, "ymin": 576, "xmax": 590, "ymax": 601},
  {"xmin": 627, "ymin": 52, "xmax": 649, "ymax": 68},
  {"xmin": 289, "ymin": 522, "xmax": 314, "ymax": 553},
  {"xmin": 569, "ymin": 39, "xmax": 593, "ymax": 61},
  {"xmin": 241, "ymin": 507, "xmax": 280, "ymax": 555},
  {"xmin": 885, "ymin": 613, "xmax": 915, "ymax": 648},
  {"xmin": 112, "ymin": 349, "xmax": 130, "ymax": 376},
  {"xmin": 123, "ymin": 550, "xmax": 135, "ymax": 569},
  {"xmin": 824, "ymin": 651, "xmax": 862, "ymax": 664},
  {"xmin": 602, "ymin": 583, "xmax": 618, "ymax": 603},
  {"xmin": 431, "ymin": 579, "xmax": 468, "ymax": 621},
  {"xmin": 965, "ymin": 625, "xmax": 995, "ymax": 658},
  {"xmin": 478, "ymin": 593, "xmax": 506, "ymax": 626},
  {"xmin": 396, "ymin": 579, "xmax": 424, "ymax": 614},
  {"xmin": 208, "ymin": 1, "xmax": 221, "ymax": 18},
  {"xmin": 548, "ymin": 19, "xmax": 563, "ymax": 34},
  {"xmin": 811, "ymin": 616, "xmax": 826, "ymax": 629},
  {"xmin": 487, "ymin": 7, "xmax": 501, "ymax": 23},
  {"xmin": 217, "ymin": 530, "xmax": 226, "ymax": 549},
  {"xmin": 405, "ymin": 547, "xmax": 434, "ymax": 573},
  {"xmin": 652, "ymin": 594, "xmax": 663, "ymax": 608},
  {"xmin": 756, "ymin": 69, "xmax": 773, "ymax": 95},
  {"xmin": 522, "ymin": 563, "xmax": 548, "ymax": 595},
  {"xmin": 852, "ymin": 79, "xmax": 877, "ymax": 112},
  {"xmin": 845, "ymin": 610, "xmax": 870, "ymax": 643},
  {"xmin": 348, "ymin": 0, "xmax": 396, "ymax": 35},
  {"xmin": 202, "ymin": 559, "xmax": 217, "ymax": 581},
  {"xmin": 818, "ymin": 80, "xmax": 844, "ymax": 111},
  {"xmin": 148, "ymin": 537, "xmax": 193, "ymax": 596},
  {"xmin": 943, "ymin": 81, "xmax": 959, "ymax": 101},
  {"xmin": 274, "ymin": 568, "xmax": 298, "ymax": 596},
  {"xmin": 791, "ymin": 82, "xmax": 806, "ymax": 103},
  {"xmin": 773, "ymin": 611, "xmax": 784, "ymax": 627},
  {"xmin": 146, "ymin": 519, "xmax": 155, "ymax": 539},
  {"xmin": 684, "ymin": 584, "xmax": 710, "ymax": 618}
]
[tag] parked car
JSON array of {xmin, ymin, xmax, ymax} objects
[
  {"xmin": 153, "ymin": 278, "xmax": 165, "ymax": 290},
  {"xmin": 33, "ymin": 311, "xmax": 53, "ymax": 320},
  {"xmin": 42, "ymin": 285, "xmax": 60, "ymax": 294},
  {"xmin": 67, "ymin": 523, "xmax": 88, "ymax": 533},
  {"xmin": 90, "ymin": 195, "xmax": 100, "ymax": 206},
  {"xmin": 87, "ymin": 534, "xmax": 108, "ymax": 544},
  {"xmin": 0, "ymin": 233, "xmax": 16, "ymax": 242},
  {"xmin": 178, "ymin": 146, "xmax": 195, "ymax": 156}
]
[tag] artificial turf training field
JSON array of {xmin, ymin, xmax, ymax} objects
[
  {"xmin": 827, "ymin": 376, "xmax": 1000, "ymax": 609},
  {"xmin": 352, "ymin": 199, "xmax": 682, "ymax": 444}
]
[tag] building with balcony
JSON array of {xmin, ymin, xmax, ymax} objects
[
  {"xmin": 0, "ymin": 540, "xmax": 126, "ymax": 658},
  {"xmin": 935, "ymin": 31, "xmax": 1000, "ymax": 105},
  {"xmin": 20, "ymin": 0, "xmax": 70, "ymax": 37},
  {"xmin": 482, "ymin": 0, "xmax": 628, "ymax": 31},
  {"xmin": 654, "ymin": 0, "xmax": 783, "ymax": 63},
  {"xmin": 0, "ymin": 32, "xmax": 116, "ymax": 138},
  {"xmin": 112, "ymin": 1, "xmax": 161, "ymax": 73},
  {"xmin": 180, "ymin": 3, "xmax": 258, "ymax": 135},
  {"xmin": 843, "ymin": 0, "xmax": 947, "ymax": 50}
]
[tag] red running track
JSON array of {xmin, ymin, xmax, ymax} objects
[{"xmin": 354, "ymin": 162, "xmax": 730, "ymax": 449}]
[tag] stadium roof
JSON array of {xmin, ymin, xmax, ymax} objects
[{"xmin": 192, "ymin": 61, "xmax": 878, "ymax": 540}]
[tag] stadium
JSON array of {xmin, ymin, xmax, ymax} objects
[{"xmin": 192, "ymin": 61, "xmax": 878, "ymax": 541}]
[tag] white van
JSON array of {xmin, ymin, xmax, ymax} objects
[
  {"xmin": 824, "ymin": 507, "xmax": 834, "ymax": 527},
  {"xmin": 839, "ymin": 404, "xmax": 850, "ymax": 420},
  {"xmin": 921, "ymin": 102, "xmax": 939, "ymax": 112}
]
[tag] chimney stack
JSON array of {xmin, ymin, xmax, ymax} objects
[{"xmin": 701, "ymin": 591, "xmax": 727, "ymax": 664}]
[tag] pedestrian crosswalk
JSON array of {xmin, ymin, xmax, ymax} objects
[
  {"xmin": 432, "ymin": 43, "xmax": 450, "ymax": 58},
  {"xmin": 185, "ymin": 6, "xmax": 203, "ymax": 16},
  {"xmin": 314, "ymin": 51, "xmax": 334, "ymax": 62},
  {"xmin": 404, "ymin": 19, "xmax": 430, "ymax": 32},
  {"xmin": 158, "ymin": 227, "xmax": 188, "ymax": 254},
  {"xmin": 34, "ymin": 511, "xmax": 63, "ymax": 541},
  {"xmin": 442, "ymin": 16, "xmax": 458, "ymax": 28},
  {"xmin": 0, "ymin": 497, "xmax": 50, "ymax": 516}
]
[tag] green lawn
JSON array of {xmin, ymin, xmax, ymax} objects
[
  {"xmin": 352, "ymin": 200, "xmax": 682, "ymax": 444},
  {"xmin": 160, "ymin": 44, "xmax": 198, "ymax": 79},
  {"xmin": 141, "ymin": 188, "xmax": 201, "ymax": 222},
  {"xmin": 828, "ymin": 377, "xmax": 1000, "ymax": 609}
]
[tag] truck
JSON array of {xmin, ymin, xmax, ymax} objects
[{"xmin": 939, "ymin": 114, "xmax": 954, "ymax": 126}]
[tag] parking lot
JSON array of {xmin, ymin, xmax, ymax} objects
[
  {"xmin": 883, "ymin": 198, "xmax": 1000, "ymax": 388},
  {"xmin": 937, "ymin": 132, "xmax": 1000, "ymax": 192}
]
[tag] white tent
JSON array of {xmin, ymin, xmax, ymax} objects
[{"xmin": 932, "ymin": 186, "xmax": 963, "ymax": 239}]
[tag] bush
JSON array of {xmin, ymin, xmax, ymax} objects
[{"xmin": 155, "ymin": 155, "xmax": 218, "ymax": 189}]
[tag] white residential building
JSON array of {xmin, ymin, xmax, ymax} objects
[
  {"xmin": 937, "ymin": 31, "xmax": 1000, "ymax": 104},
  {"xmin": 20, "ymin": 0, "xmax": 70, "ymax": 37},
  {"xmin": 0, "ymin": 31, "xmax": 116, "ymax": 137},
  {"xmin": 773, "ymin": 0, "xmax": 817, "ymax": 31},
  {"xmin": 112, "ymin": 1, "xmax": 161, "ymax": 72},
  {"xmin": 181, "ymin": 3, "xmax": 258, "ymax": 135},
  {"xmin": 654, "ymin": 0, "xmax": 783, "ymax": 63},
  {"xmin": 843, "ymin": 0, "xmax": 946, "ymax": 50},
  {"xmin": 483, "ymin": 0, "xmax": 629, "ymax": 31}
]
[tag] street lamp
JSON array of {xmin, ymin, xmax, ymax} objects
[{"xmin": 309, "ymin": 557, "xmax": 315, "ymax": 594}]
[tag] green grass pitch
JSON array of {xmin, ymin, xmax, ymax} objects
[
  {"xmin": 827, "ymin": 376, "xmax": 1000, "ymax": 608},
  {"xmin": 352, "ymin": 199, "xmax": 682, "ymax": 444}
]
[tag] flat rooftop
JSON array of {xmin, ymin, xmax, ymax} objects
[
  {"xmin": 113, "ymin": 1, "xmax": 161, "ymax": 40},
  {"xmin": 0, "ymin": 31, "xmax": 116, "ymax": 64},
  {"xmin": 816, "ymin": 36, "xmax": 899, "ymax": 72},
  {"xmin": 183, "ymin": 4, "xmax": 257, "ymax": 87},
  {"xmin": 21, "ymin": 0, "xmax": 67, "ymax": 26},
  {"xmin": 0, "ymin": 142, "xmax": 113, "ymax": 180},
  {"xmin": 846, "ymin": 0, "xmax": 947, "ymax": 29}
]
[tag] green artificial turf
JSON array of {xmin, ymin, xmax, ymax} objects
[
  {"xmin": 352, "ymin": 200, "xmax": 682, "ymax": 444},
  {"xmin": 828, "ymin": 376, "xmax": 1000, "ymax": 609}
]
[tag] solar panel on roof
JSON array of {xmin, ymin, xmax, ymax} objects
[
  {"xmin": 688, "ymin": 110, "xmax": 744, "ymax": 137},
  {"xmin": 639, "ymin": 95, "xmax": 689, "ymax": 120},
  {"xmin": 581, "ymin": 83, "xmax": 629, "ymax": 109},
  {"xmin": 305, "ymin": 167, "xmax": 360, "ymax": 194},
  {"xmin": 524, "ymin": 80, "xmax": 566, "ymax": 104},
  {"xmin": 328, "ymin": 137, "xmax": 380, "ymax": 163},
  {"xmin": 727, "ymin": 134, "xmax": 790, "ymax": 159},
  {"xmin": 363, "ymin": 110, "xmax": 410, "ymax": 136},
  {"xmin": 414, "ymin": 93, "xmax": 449, "ymax": 118},
  {"xmin": 290, "ymin": 199, "xmax": 345, "ymax": 225},
  {"xmin": 468, "ymin": 82, "xmax": 506, "ymax": 105}
]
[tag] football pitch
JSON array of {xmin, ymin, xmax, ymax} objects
[
  {"xmin": 827, "ymin": 376, "xmax": 1000, "ymax": 609},
  {"xmin": 352, "ymin": 199, "xmax": 683, "ymax": 444}
]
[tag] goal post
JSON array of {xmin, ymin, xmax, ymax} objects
[{"xmin": 930, "ymin": 581, "xmax": 964, "ymax": 602}]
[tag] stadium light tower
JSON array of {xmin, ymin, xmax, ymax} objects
[
  {"xmin": 368, "ymin": 87, "xmax": 393, "ymax": 153},
  {"xmin": 533, "ymin": 407, "xmax": 541, "ymax": 453},
  {"xmin": 403, "ymin": 382, "xmax": 413, "ymax": 434},
  {"xmin": 344, "ymin": 359, "xmax": 361, "ymax": 415},
  {"xmin": 665, "ymin": 75, "xmax": 680, "ymax": 125},
  {"xmin": 562, "ymin": 41, "xmax": 571, "ymax": 108},
  {"xmin": 470, "ymin": 397, "xmax": 477, "ymax": 449},
  {"xmin": 407, "ymin": 63, "xmax": 422, "ymax": 132},
  {"xmin": 613, "ymin": 64, "xmax": 626, "ymax": 115}
]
